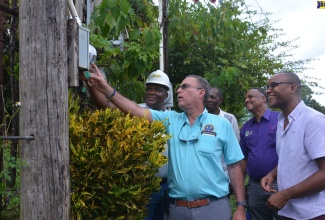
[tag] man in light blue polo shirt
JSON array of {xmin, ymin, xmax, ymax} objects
[
  {"xmin": 87, "ymin": 63, "xmax": 246, "ymax": 220},
  {"xmin": 151, "ymin": 107, "xmax": 242, "ymax": 202}
]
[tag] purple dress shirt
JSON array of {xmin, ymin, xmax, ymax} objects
[{"xmin": 240, "ymin": 109, "xmax": 279, "ymax": 181}]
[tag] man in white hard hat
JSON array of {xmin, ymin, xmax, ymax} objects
[
  {"xmin": 141, "ymin": 70, "xmax": 172, "ymax": 220},
  {"xmin": 139, "ymin": 70, "xmax": 174, "ymax": 111},
  {"xmin": 82, "ymin": 69, "xmax": 172, "ymax": 220}
]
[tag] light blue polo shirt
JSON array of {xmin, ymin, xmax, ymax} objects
[{"xmin": 150, "ymin": 108, "xmax": 244, "ymax": 200}]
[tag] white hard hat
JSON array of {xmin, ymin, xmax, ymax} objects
[
  {"xmin": 145, "ymin": 70, "xmax": 174, "ymax": 108},
  {"xmin": 89, "ymin": 44, "xmax": 97, "ymax": 64},
  {"xmin": 145, "ymin": 70, "xmax": 171, "ymax": 90}
]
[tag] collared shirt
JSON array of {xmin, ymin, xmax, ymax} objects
[
  {"xmin": 150, "ymin": 108, "xmax": 244, "ymax": 200},
  {"xmin": 240, "ymin": 109, "xmax": 279, "ymax": 181},
  {"xmin": 277, "ymin": 101, "xmax": 325, "ymax": 219},
  {"xmin": 219, "ymin": 108, "xmax": 240, "ymax": 142}
]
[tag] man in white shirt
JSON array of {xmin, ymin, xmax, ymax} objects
[
  {"xmin": 206, "ymin": 86, "xmax": 240, "ymax": 141},
  {"xmin": 261, "ymin": 71, "xmax": 325, "ymax": 219},
  {"xmin": 206, "ymin": 86, "xmax": 241, "ymax": 195}
]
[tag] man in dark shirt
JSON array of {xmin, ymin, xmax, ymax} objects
[{"xmin": 240, "ymin": 88, "xmax": 282, "ymax": 220}]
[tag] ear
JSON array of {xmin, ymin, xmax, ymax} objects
[
  {"xmin": 291, "ymin": 84, "xmax": 298, "ymax": 92},
  {"xmin": 199, "ymin": 89, "xmax": 205, "ymax": 98},
  {"xmin": 219, "ymin": 97, "xmax": 224, "ymax": 104},
  {"xmin": 164, "ymin": 90, "xmax": 171, "ymax": 103}
]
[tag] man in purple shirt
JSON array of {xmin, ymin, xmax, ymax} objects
[{"xmin": 240, "ymin": 88, "xmax": 282, "ymax": 220}]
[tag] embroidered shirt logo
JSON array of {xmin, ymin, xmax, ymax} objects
[
  {"xmin": 224, "ymin": 114, "xmax": 233, "ymax": 123},
  {"xmin": 270, "ymin": 124, "xmax": 277, "ymax": 131},
  {"xmin": 245, "ymin": 131, "xmax": 253, "ymax": 137},
  {"xmin": 202, "ymin": 124, "xmax": 217, "ymax": 136}
]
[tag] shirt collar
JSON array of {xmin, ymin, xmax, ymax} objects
[
  {"xmin": 250, "ymin": 108, "xmax": 273, "ymax": 124},
  {"xmin": 218, "ymin": 108, "xmax": 225, "ymax": 117},
  {"xmin": 183, "ymin": 108, "xmax": 208, "ymax": 125},
  {"xmin": 139, "ymin": 103, "xmax": 168, "ymax": 111},
  {"xmin": 262, "ymin": 108, "xmax": 271, "ymax": 120},
  {"xmin": 279, "ymin": 100, "xmax": 305, "ymax": 121}
]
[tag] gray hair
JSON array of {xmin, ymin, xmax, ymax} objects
[
  {"xmin": 186, "ymin": 75, "xmax": 210, "ymax": 106},
  {"xmin": 251, "ymin": 87, "xmax": 268, "ymax": 103}
]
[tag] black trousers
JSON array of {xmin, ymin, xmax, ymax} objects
[{"xmin": 246, "ymin": 178, "xmax": 283, "ymax": 220}]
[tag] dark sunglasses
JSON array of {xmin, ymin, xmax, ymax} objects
[{"xmin": 178, "ymin": 123, "xmax": 202, "ymax": 143}]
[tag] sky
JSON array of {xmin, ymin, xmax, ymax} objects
[{"xmin": 243, "ymin": 0, "xmax": 325, "ymax": 105}]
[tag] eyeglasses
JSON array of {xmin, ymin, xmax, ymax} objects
[
  {"xmin": 266, "ymin": 82, "xmax": 294, "ymax": 90},
  {"xmin": 176, "ymin": 84, "xmax": 203, "ymax": 91},
  {"xmin": 178, "ymin": 123, "xmax": 202, "ymax": 143}
]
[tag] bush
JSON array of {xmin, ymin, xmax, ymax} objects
[
  {"xmin": 69, "ymin": 98, "xmax": 169, "ymax": 220},
  {"xmin": 0, "ymin": 141, "xmax": 20, "ymax": 219}
]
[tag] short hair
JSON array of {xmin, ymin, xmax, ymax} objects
[
  {"xmin": 210, "ymin": 86, "xmax": 223, "ymax": 98},
  {"xmin": 186, "ymin": 75, "xmax": 210, "ymax": 105},
  {"xmin": 276, "ymin": 71, "xmax": 301, "ymax": 93},
  {"xmin": 251, "ymin": 87, "xmax": 268, "ymax": 103}
]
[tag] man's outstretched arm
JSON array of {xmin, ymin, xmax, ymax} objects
[{"xmin": 88, "ymin": 63, "xmax": 153, "ymax": 122}]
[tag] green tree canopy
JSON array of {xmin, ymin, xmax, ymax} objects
[{"xmin": 88, "ymin": 0, "xmax": 320, "ymax": 120}]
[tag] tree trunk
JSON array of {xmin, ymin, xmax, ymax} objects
[{"xmin": 19, "ymin": 0, "xmax": 70, "ymax": 219}]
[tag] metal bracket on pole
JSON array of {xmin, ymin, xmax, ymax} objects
[{"xmin": 0, "ymin": 136, "xmax": 35, "ymax": 140}]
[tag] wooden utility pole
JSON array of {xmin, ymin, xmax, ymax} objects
[{"xmin": 19, "ymin": 0, "xmax": 70, "ymax": 219}]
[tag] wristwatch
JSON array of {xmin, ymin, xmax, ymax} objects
[{"xmin": 236, "ymin": 201, "xmax": 247, "ymax": 208}]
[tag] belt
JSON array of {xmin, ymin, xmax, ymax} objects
[
  {"xmin": 160, "ymin": 178, "xmax": 167, "ymax": 184},
  {"xmin": 169, "ymin": 196, "xmax": 218, "ymax": 208}
]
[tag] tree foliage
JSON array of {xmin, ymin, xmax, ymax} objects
[
  {"xmin": 0, "ymin": 1, "xmax": 20, "ymax": 217},
  {"xmin": 167, "ymin": 0, "xmax": 312, "ymax": 116},
  {"xmin": 88, "ymin": 0, "xmax": 321, "ymax": 121},
  {"xmin": 89, "ymin": 0, "xmax": 161, "ymax": 103},
  {"xmin": 301, "ymin": 84, "xmax": 325, "ymax": 114}
]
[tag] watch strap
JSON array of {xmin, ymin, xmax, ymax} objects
[{"xmin": 236, "ymin": 201, "xmax": 247, "ymax": 207}]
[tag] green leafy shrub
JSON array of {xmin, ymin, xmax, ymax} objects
[
  {"xmin": 0, "ymin": 141, "xmax": 21, "ymax": 219},
  {"xmin": 69, "ymin": 97, "xmax": 169, "ymax": 220}
]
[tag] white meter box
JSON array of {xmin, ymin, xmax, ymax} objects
[{"xmin": 78, "ymin": 26, "xmax": 89, "ymax": 70}]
